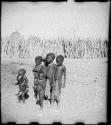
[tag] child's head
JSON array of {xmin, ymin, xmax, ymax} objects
[
  {"xmin": 56, "ymin": 55, "xmax": 64, "ymax": 66},
  {"xmin": 38, "ymin": 71, "xmax": 44, "ymax": 80},
  {"xmin": 46, "ymin": 53, "xmax": 55, "ymax": 63},
  {"xmin": 43, "ymin": 58, "xmax": 48, "ymax": 66},
  {"xmin": 18, "ymin": 69, "xmax": 26, "ymax": 76},
  {"xmin": 35, "ymin": 56, "xmax": 43, "ymax": 65}
]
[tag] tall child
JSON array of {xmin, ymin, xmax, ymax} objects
[
  {"xmin": 45, "ymin": 53, "xmax": 57, "ymax": 104},
  {"xmin": 54, "ymin": 55, "xmax": 66, "ymax": 106}
]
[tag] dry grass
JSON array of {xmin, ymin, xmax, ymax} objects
[{"xmin": 1, "ymin": 31, "xmax": 108, "ymax": 60}]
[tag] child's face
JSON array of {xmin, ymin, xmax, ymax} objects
[
  {"xmin": 56, "ymin": 58, "xmax": 63, "ymax": 66},
  {"xmin": 39, "ymin": 73, "xmax": 44, "ymax": 80},
  {"xmin": 19, "ymin": 70, "xmax": 25, "ymax": 76},
  {"xmin": 35, "ymin": 60, "xmax": 41, "ymax": 65},
  {"xmin": 46, "ymin": 58, "xmax": 52, "ymax": 63}
]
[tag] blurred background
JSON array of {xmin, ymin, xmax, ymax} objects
[{"xmin": 1, "ymin": 2, "xmax": 109, "ymax": 60}]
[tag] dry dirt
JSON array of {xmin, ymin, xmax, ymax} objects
[{"xmin": 1, "ymin": 58, "xmax": 107, "ymax": 124}]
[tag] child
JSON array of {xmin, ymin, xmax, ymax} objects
[
  {"xmin": 33, "ymin": 56, "xmax": 46, "ymax": 98},
  {"xmin": 54, "ymin": 55, "xmax": 66, "ymax": 106},
  {"xmin": 43, "ymin": 57, "xmax": 49, "ymax": 67},
  {"xmin": 45, "ymin": 53, "xmax": 57, "ymax": 104},
  {"xmin": 15, "ymin": 69, "xmax": 29, "ymax": 103},
  {"xmin": 35, "ymin": 71, "xmax": 46, "ymax": 109},
  {"xmin": 42, "ymin": 57, "xmax": 49, "ymax": 100}
]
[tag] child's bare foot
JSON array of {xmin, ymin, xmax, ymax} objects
[{"xmin": 36, "ymin": 100, "xmax": 40, "ymax": 105}]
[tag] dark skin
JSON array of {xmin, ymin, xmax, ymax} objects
[
  {"xmin": 52, "ymin": 57, "xmax": 66, "ymax": 106},
  {"xmin": 43, "ymin": 58, "xmax": 49, "ymax": 67},
  {"xmin": 33, "ymin": 59, "xmax": 43, "ymax": 89},
  {"xmin": 16, "ymin": 70, "xmax": 28, "ymax": 86},
  {"xmin": 55, "ymin": 58, "xmax": 66, "ymax": 88},
  {"xmin": 35, "ymin": 72, "xmax": 46, "ymax": 109},
  {"xmin": 44, "ymin": 59, "xmax": 56, "ymax": 104},
  {"xmin": 33, "ymin": 58, "xmax": 47, "ymax": 101},
  {"xmin": 15, "ymin": 70, "xmax": 29, "ymax": 103},
  {"xmin": 42, "ymin": 53, "xmax": 56, "ymax": 103},
  {"xmin": 33, "ymin": 60, "xmax": 42, "ymax": 72},
  {"xmin": 37, "ymin": 73, "xmax": 46, "ymax": 88}
]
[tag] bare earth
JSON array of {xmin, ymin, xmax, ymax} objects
[{"xmin": 1, "ymin": 58, "xmax": 107, "ymax": 124}]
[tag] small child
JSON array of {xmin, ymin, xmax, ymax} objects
[
  {"xmin": 33, "ymin": 56, "xmax": 46, "ymax": 98},
  {"xmin": 35, "ymin": 71, "xmax": 46, "ymax": 109},
  {"xmin": 15, "ymin": 69, "xmax": 29, "ymax": 103},
  {"xmin": 45, "ymin": 53, "xmax": 57, "ymax": 104},
  {"xmin": 54, "ymin": 55, "xmax": 66, "ymax": 106}
]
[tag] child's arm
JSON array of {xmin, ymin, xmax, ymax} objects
[
  {"xmin": 24, "ymin": 76, "xmax": 29, "ymax": 88},
  {"xmin": 62, "ymin": 66, "xmax": 66, "ymax": 88},
  {"xmin": 52, "ymin": 65, "xmax": 57, "ymax": 87},
  {"xmin": 25, "ymin": 76, "xmax": 28, "ymax": 83},
  {"xmin": 32, "ymin": 67, "xmax": 36, "ymax": 72},
  {"xmin": 15, "ymin": 82, "xmax": 19, "ymax": 85},
  {"xmin": 16, "ymin": 75, "xmax": 21, "ymax": 81},
  {"xmin": 39, "ymin": 82, "xmax": 45, "ymax": 87},
  {"xmin": 38, "ymin": 80, "xmax": 45, "ymax": 87},
  {"xmin": 15, "ymin": 75, "xmax": 22, "ymax": 85},
  {"xmin": 32, "ymin": 66, "xmax": 38, "ymax": 72}
]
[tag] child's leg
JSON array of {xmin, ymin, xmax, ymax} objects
[
  {"xmin": 34, "ymin": 84, "xmax": 38, "ymax": 98},
  {"xmin": 34, "ymin": 79, "xmax": 37, "ymax": 93},
  {"xmin": 18, "ymin": 91, "xmax": 22, "ymax": 103},
  {"xmin": 24, "ymin": 89, "xmax": 29, "ymax": 99},
  {"xmin": 50, "ymin": 85, "xmax": 55, "ymax": 104},
  {"xmin": 39, "ymin": 91, "xmax": 44, "ymax": 109},
  {"xmin": 44, "ymin": 79, "xmax": 50, "ymax": 100},
  {"xmin": 36, "ymin": 92, "xmax": 40, "ymax": 105},
  {"xmin": 22, "ymin": 92, "xmax": 25, "ymax": 103},
  {"xmin": 51, "ymin": 78, "xmax": 56, "ymax": 104},
  {"xmin": 55, "ymin": 81, "xmax": 62, "ymax": 107},
  {"xmin": 58, "ymin": 82, "xmax": 62, "ymax": 103},
  {"xmin": 54, "ymin": 81, "xmax": 59, "ymax": 106},
  {"xmin": 37, "ymin": 91, "xmax": 40, "ymax": 101}
]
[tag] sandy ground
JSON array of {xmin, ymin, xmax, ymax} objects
[{"xmin": 1, "ymin": 58, "xmax": 107, "ymax": 124}]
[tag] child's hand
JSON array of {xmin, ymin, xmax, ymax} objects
[
  {"xmin": 17, "ymin": 75, "xmax": 22, "ymax": 81},
  {"xmin": 15, "ymin": 82, "xmax": 18, "ymax": 85}
]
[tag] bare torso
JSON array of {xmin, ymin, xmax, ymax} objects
[
  {"xmin": 46, "ymin": 63, "xmax": 56, "ymax": 79},
  {"xmin": 33, "ymin": 64, "xmax": 47, "ymax": 79},
  {"xmin": 55, "ymin": 65, "xmax": 66, "ymax": 82}
]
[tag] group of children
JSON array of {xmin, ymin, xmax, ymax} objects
[{"xmin": 15, "ymin": 53, "xmax": 66, "ymax": 109}]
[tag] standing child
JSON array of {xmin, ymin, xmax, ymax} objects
[
  {"xmin": 42, "ymin": 57, "xmax": 49, "ymax": 100},
  {"xmin": 54, "ymin": 55, "xmax": 66, "ymax": 106},
  {"xmin": 45, "ymin": 53, "xmax": 57, "ymax": 104},
  {"xmin": 35, "ymin": 71, "xmax": 46, "ymax": 109},
  {"xmin": 32, "ymin": 56, "xmax": 46, "ymax": 98},
  {"xmin": 15, "ymin": 69, "xmax": 29, "ymax": 103}
]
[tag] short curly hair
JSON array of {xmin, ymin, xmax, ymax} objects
[
  {"xmin": 18, "ymin": 68, "xmax": 26, "ymax": 75},
  {"xmin": 46, "ymin": 53, "xmax": 55, "ymax": 62},
  {"xmin": 56, "ymin": 55, "xmax": 64, "ymax": 63},
  {"xmin": 35, "ymin": 56, "xmax": 43, "ymax": 63}
]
